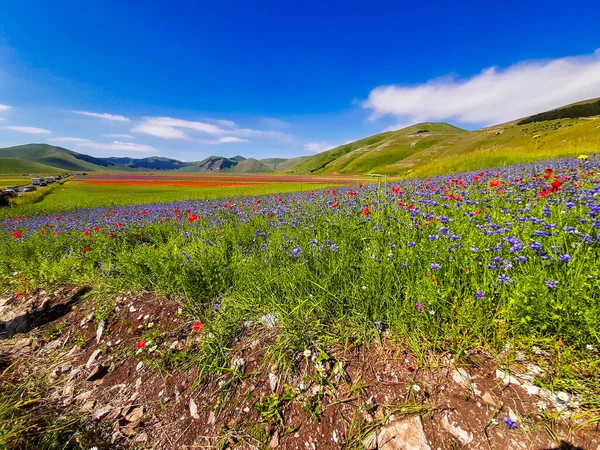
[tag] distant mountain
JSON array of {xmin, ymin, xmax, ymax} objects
[
  {"xmin": 229, "ymin": 158, "xmax": 272, "ymax": 173},
  {"xmin": 100, "ymin": 156, "xmax": 188, "ymax": 170},
  {"xmin": 177, "ymin": 156, "xmax": 239, "ymax": 172}
]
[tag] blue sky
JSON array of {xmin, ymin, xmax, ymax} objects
[{"xmin": 1, "ymin": 0, "xmax": 600, "ymax": 160}]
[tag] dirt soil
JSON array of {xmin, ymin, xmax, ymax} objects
[{"xmin": 1, "ymin": 287, "xmax": 599, "ymax": 449}]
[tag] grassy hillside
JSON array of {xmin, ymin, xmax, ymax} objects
[
  {"xmin": 289, "ymin": 123, "xmax": 466, "ymax": 174},
  {"xmin": 0, "ymin": 144, "xmax": 113, "ymax": 172},
  {"xmin": 394, "ymin": 117, "xmax": 600, "ymax": 178},
  {"xmin": 228, "ymin": 158, "xmax": 272, "ymax": 173},
  {"xmin": 0, "ymin": 157, "xmax": 68, "ymax": 175},
  {"xmin": 286, "ymin": 115, "xmax": 599, "ymax": 178}
]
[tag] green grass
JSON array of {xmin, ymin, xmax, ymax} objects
[
  {"xmin": 0, "ymin": 158, "xmax": 66, "ymax": 176},
  {"xmin": 0, "ymin": 179, "xmax": 352, "ymax": 218}
]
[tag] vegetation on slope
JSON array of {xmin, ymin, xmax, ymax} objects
[
  {"xmin": 0, "ymin": 157, "xmax": 67, "ymax": 175},
  {"xmin": 518, "ymin": 98, "xmax": 600, "ymax": 125}
]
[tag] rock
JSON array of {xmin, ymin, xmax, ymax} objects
[
  {"xmin": 190, "ymin": 398, "xmax": 200, "ymax": 419},
  {"xmin": 105, "ymin": 408, "xmax": 122, "ymax": 422},
  {"xmin": 135, "ymin": 377, "xmax": 142, "ymax": 391},
  {"xmin": 96, "ymin": 321, "xmax": 105, "ymax": 344},
  {"xmin": 269, "ymin": 373, "xmax": 279, "ymax": 392},
  {"xmin": 441, "ymin": 411, "xmax": 473, "ymax": 446},
  {"xmin": 232, "ymin": 357, "xmax": 246, "ymax": 371},
  {"xmin": 86, "ymin": 349, "xmax": 102, "ymax": 368},
  {"xmin": 86, "ymin": 364, "xmax": 108, "ymax": 382},
  {"xmin": 496, "ymin": 369, "xmax": 521, "ymax": 387},
  {"xmin": 451, "ymin": 368, "xmax": 472, "ymax": 389},
  {"xmin": 74, "ymin": 389, "xmax": 95, "ymax": 403},
  {"xmin": 134, "ymin": 432, "xmax": 148, "ymax": 444},
  {"xmin": 125, "ymin": 406, "xmax": 144, "ymax": 423},
  {"xmin": 80, "ymin": 313, "xmax": 93, "ymax": 326},
  {"xmin": 362, "ymin": 431, "xmax": 377, "ymax": 450},
  {"xmin": 269, "ymin": 430, "xmax": 280, "ymax": 448},
  {"xmin": 208, "ymin": 410, "xmax": 216, "ymax": 425},
  {"xmin": 522, "ymin": 383, "xmax": 540, "ymax": 396},
  {"xmin": 377, "ymin": 416, "xmax": 431, "ymax": 450},
  {"xmin": 481, "ymin": 391, "xmax": 500, "ymax": 408},
  {"xmin": 260, "ymin": 312, "xmax": 280, "ymax": 328},
  {"xmin": 94, "ymin": 405, "xmax": 113, "ymax": 420}
]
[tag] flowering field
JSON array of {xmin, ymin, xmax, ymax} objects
[{"xmin": 2, "ymin": 155, "xmax": 599, "ymax": 363}]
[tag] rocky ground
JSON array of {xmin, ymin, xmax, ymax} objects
[{"xmin": 1, "ymin": 287, "xmax": 599, "ymax": 449}]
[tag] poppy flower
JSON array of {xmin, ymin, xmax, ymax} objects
[
  {"xmin": 15, "ymin": 292, "xmax": 23, "ymax": 298},
  {"xmin": 83, "ymin": 247, "xmax": 90, "ymax": 252},
  {"xmin": 193, "ymin": 321, "xmax": 203, "ymax": 332},
  {"xmin": 137, "ymin": 340, "xmax": 147, "ymax": 349},
  {"xmin": 83, "ymin": 231, "xmax": 89, "ymax": 237},
  {"xmin": 331, "ymin": 201, "xmax": 339, "ymax": 208},
  {"xmin": 362, "ymin": 207, "xmax": 370, "ymax": 216},
  {"xmin": 489, "ymin": 180, "xmax": 501, "ymax": 188},
  {"xmin": 11, "ymin": 231, "xmax": 22, "ymax": 238},
  {"xmin": 188, "ymin": 214, "xmax": 199, "ymax": 222},
  {"xmin": 550, "ymin": 180, "xmax": 562, "ymax": 192}
]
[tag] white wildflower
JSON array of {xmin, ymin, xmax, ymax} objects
[
  {"xmin": 411, "ymin": 384, "xmax": 421, "ymax": 393},
  {"xmin": 556, "ymin": 392, "xmax": 570, "ymax": 403},
  {"xmin": 537, "ymin": 401, "xmax": 547, "ymax": 411},
  {"xmin": 303, "ymin": 349, "xmax": 312, "ymax": 358}
]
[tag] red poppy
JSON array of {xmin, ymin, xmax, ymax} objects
[
  {"xmin": 83, "ymin": 231, "xmax": 89, "ymax": 237},
  {"xmin": 489, "ymin": 180, "xmax": 501, "ymax": 188},
  {"xmin": 550, "ymin": 180, "xmax": 562, "ymax": 192},
  {"xmin": 277, "ymin": 196, "xmax": 283, "ymax": 202},
  {"xmin": 188, "ymin": 214, "xmax": 199, "ymax": 222},
  {"xmin": 83, "ymin": 247, "xmax": 90, "ymax": 252},
  {"xmin": 137, "ymin": 340, "xmax": 147, "ymax": 349},
  {"xmin": 15, "ymin": 292, "xmax": 23, "ymax": 298},
  {"xmin": 331, "ymin": 201, "xmax": 339, "ymax": 209},
  {"xmin": 20, "ymin": 279, "xmax": 27, "ymax": 285},
  {"xmin": 362, "ymin": 207, "xmax": 371, "ymax": 216},
  {"xmin": 193, "ymin": 321, "xmax": 203, "ymax": 332},
  {"xmin": 11, "ymin": 231, "xmax": 22, "ymax": 238}
]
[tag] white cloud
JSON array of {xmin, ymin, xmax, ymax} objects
[
  {"xmin": 132, "ymin": 116, "xmax": 294, "ymax": 143},
  {"xmin": 212, "ymin": 119, "xmax": 235, "ymax": 127},
  {"xmin": 131, "ymin": 117, "xmax": 223, "ymax": 140},
  {"xmin": 103, "ymin": 133, "xmax": 134, "ymax": 138},
  {"xmin": 304, "ymin": 141, "xmax": 333, "ymax": 153},
  {"xmin": 0, "ymin": 104, "xmax": 10, "ymax": 111},
  {"xmin": 219, "ymin": 136, "xmax": 248, "ymax": 143},
  {"xmin": 73, "ymin": 110, "xmax": 130, "ymax": 122},
  {"xmin": 0, "ymin": 118, "xmax": 5, "ymax": 121},
  {"xmin": 50, "ymin": 136, "xmax": 156, "ymax": 153},
  {"xmin": 4, "ymin": 125, "xmax": 51, "ymax": 134},
  {"xmin": 261, "ymin": 117, "xmax": 290, "ymax": 129},
  {"xmin": 363, "ymin": 50, "xmax": 600, "ymax": 126}
]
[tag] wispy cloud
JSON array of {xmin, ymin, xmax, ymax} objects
[
  {"xmin": 304, "ymin": 141, "xmax": 333, "ymax": 153},
  {"xmin": 132, "ymin": 116, "xmax": 294, "ymax": 143},
  {"xmin": 50, "ymin": 136, "xmax": 155, "ymax": 153},
  {"xmin": 0, "ymin": 104, "xmax": 10, "ymax": 111},
  {"xmin": 3, "ymin": 125, "xmax": 51, "ymax": 134},
  {"xmin": 261, "ymin": 117, "xmax": 290, "ymax": 129},
  {"xmin": 363, "ymin": 50, "xmax": 600, "ymax": 127},
  {"xmin": 131, "ymin": 117, "xmax": 223, "ymax": 140},
  {"xmin": 73, "ymin": 110, "xmax": 130, "ymax": 122},
  {"xmin": 219, "ymin": 137, "xmax": 248, "ymax": 143},
  {"xmin": 103, "ymin": 133, "xmax": 134, "ymax": 138}
]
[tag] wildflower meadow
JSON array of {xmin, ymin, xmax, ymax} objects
[{"xmin": 1, "ymin": 155, "xmax": 599, "ymax": 370}]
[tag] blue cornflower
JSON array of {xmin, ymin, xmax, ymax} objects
[
  {"xmin": 430, "ymin": 263, "xmax": 441, "ymax": 270},
  {"xmin": 558, "ymin": 254, "xmax": 572, "ymax": 262},
  {"xmin": 498, "ymin": 274, "xmax": 513, "ymax": 285},
  {"xmin": 476, "ymin": 290, "xmax": 485, "ymax": 299},
  {"xmin": 503, "ymin": 417, "xmax": 518, "ymax": 429},
  {"xmin": 290, "ymin": 247, "xmax": 301, "ymax": 257},
  {"xmin": 544, "ymin": 280, "xmax": 559, "ymax": 288}
]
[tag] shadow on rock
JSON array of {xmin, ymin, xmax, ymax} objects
[{"xmin": 0, "ymin": 286, "xmax": 90, "ymax": 338}]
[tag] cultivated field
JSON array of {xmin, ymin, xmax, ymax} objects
[{"xmin": 1, "ymin": 157, "xmax": 599, "ymax": 448}]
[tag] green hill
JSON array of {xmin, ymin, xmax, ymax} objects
[
  {"xmin": 287, "ymin": 115, "xmax": 599, "ymax": 177},
  {"xmin": 229, "ymin": 158, "xmax": 272, "ymax": 173},
  {"xmin": 0, "ymin": 157, "xmax": 68, "ymax": 175},
  {"xmin": 288, "ymin": 123, "xmax": 466, "ymax": 174},
  {"xmin": 0, "ymin": 144, "xmax": 114, "ymax": 172}
]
